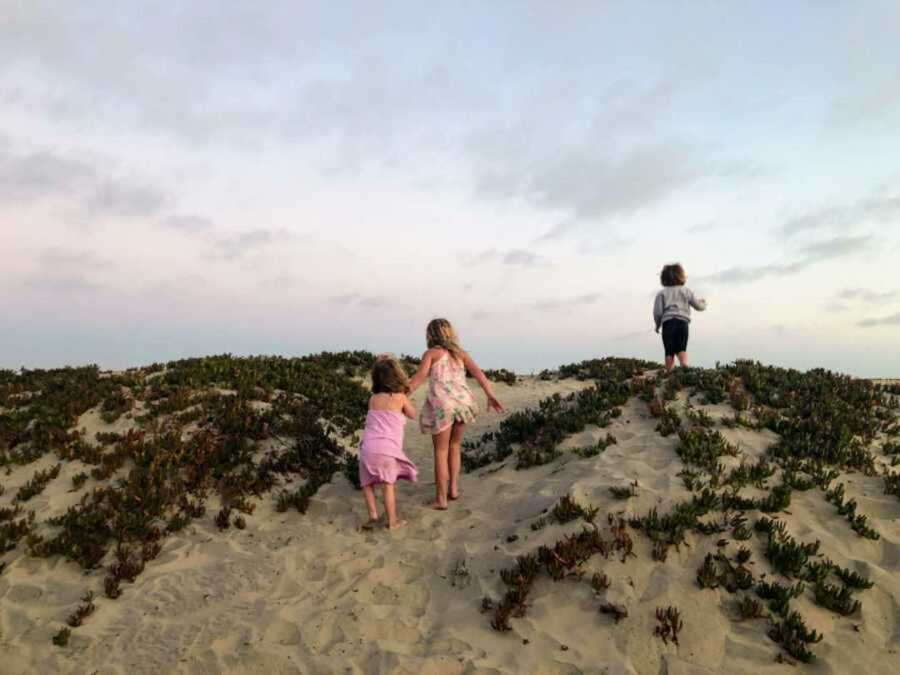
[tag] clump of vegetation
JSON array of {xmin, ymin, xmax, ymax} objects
[
  {"xmin": 756, "ymin": 580, "xmax": 806, "ymax": 617},
  {"xmin": 685, "ymin": 406, "xmax": 715, "ymax": 429},
  {"xmin": 833, "ymin": 566, "xmax": 873, "ymax": 590},
  {"xmin": 695, "ymin": 551, "xmax": 753, "ymax": 592},
  {"xmin": 608, "ymin": 481, "xmax": 638, "ymax": 500},
  {"xmin": 629, "ymin": 489, "xmax": 718, "ymax": 560},
  {"xmin": 675, "ymin": 428, "xmax": 738, "ymax": 475},
  {"xmin": 572, "ymin": 433, "xmax": 617, "ymax": 458},
  {"xmin": 824, "ymin": 483, "xmax": 880, "ymax": 540},
  {"xmin": 590, "ymin": 572, "xmax": 610, "ymax": 593},
  {"xmin": 66, "ymin": 591, "xmax": 96, "ymax": 627},
  {"xmin": 768, "ymin": 611, "xmax": 822, "ymax": 663},
  {"xmin": 463, "ymin": 358, "xmax": 653, "ymax": 471},
  {"xmin": 550, "ymin": 494, "xmax": 598, "ymax": 524},
  {"xmin": 15, "ymin": 463, "xmax": 61, "ymax": 502},
  {"xmin": 100, "ymin": 389, "xmax": 134, "ymax": 423},
  {"xmin": 52, "ymin": 626, "xmax": 71, "ymax": 647},
  {"xmin": 491, "ymin": 516, "xmax": 640, "ymax": 631},
  {"xmin": 655, "ymin": 406, "xmax": 682, "ymax": 437},
  {"xmin": 654, "ymin": 606, "xmax": 683, "ymax": 646},
  {"xmin": 483, "ymin": 369, "xmax": 517, "ymax": 386},
  {"xmin": 737, "ymin": 595, "xmax": 766, "ymax": 620},
  {"xmin": 813, "ymin": 581, "xmax": 861, "ymax": 616}
]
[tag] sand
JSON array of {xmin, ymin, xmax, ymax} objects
[{"xmin": 2, "ymin": 375, "xmax": 899, "ymax": 674}]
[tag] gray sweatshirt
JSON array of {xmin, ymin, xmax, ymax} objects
[{"xmin": 653, "ymin": 286, "xmax": 707, "ymax": 329}]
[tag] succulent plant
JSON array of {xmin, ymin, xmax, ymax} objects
[
  {"xmin": 813, "ymin": 581, "xmax": 861, "ymax": 616},
  {"xmin": 654, "ymin": 605, "xmax": 684, "ymax": 645},
  {"xmin": 768, "ymin": 610, "xmax": 821, "ymax": 663},
  {"xmin": 52, "ymin": 626, "xmax": 71, "ymax": 647}
]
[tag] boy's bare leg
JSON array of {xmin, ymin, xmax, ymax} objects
[
  {"xmin": 677, "ymin": 352, "xmax": 689, "ymax": 368},
  {"xmin": 665, "ymin": 355, "xmax": 675, "ymax": 372},
  {"xmin": 448, "ymin": 422, "xmax": 465, "ymax": 500}
]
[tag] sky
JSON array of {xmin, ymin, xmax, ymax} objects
[{"xmin": 1, "ymin": 1, "xmax": 899, "ymax": 376}]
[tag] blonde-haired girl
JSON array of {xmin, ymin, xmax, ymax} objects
[{"xmin": 408, "ymin": 318, "xmax": 503, "ymax": 510}]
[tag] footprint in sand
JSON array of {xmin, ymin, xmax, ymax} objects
[
  {"xmin": 265, "ymin": 616, "xmax": 303, "ymax": 646},
  {"xmin": 4, "ymin": 584, "xmax": 43, "ymax": 603}
]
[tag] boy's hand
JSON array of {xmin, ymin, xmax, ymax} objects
[{"xmin": 655, "ymin": 327, "xmax": 660, "ymax": 334}]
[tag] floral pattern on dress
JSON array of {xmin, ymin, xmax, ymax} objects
[{"xmin": 419, "ymin": 352, "xmax": 478, "ymax": 434}]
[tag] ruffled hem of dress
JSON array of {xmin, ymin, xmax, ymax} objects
[
  {"xmin": 358, "ymin": 453, "xmax": 418, "ymax": 486},
  {"xmin": 419, "ymin": 403, "xmax": 478, "ymax": 435}
]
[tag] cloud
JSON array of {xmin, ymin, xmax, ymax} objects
[
  {"xmin": 686, "ymin": 222, "xmax": 720, "ymax": 235},
  {"xmin": 702, "ymin": 235, "xmax": 873, "ymax": 285},
  {"xmin": 831, "ymin": 72, "xmax": 900, "ymax": 130},
  {"xmin": 0, "ymin": 141, "xmax": 95, "ymax": 201},
  {"xmin": 502, "ymin": 249, "xmax": 547, "ymax": 267},
  {"xmin": 777, "ymin": 194, "xmax": 900, "ymax": 239},
  {"xmin": 332, "ymin": 293, "xmax": 390, "ymax": 308},
  {"xmin": 206, "ymin": 229, "xmax": 298, "ymax": 261},
  {"xmin": 835, "ymin": 288, "xmax": 899, "ymax": 304},
  {"xmin": 858, "ymin": 312, "xmax": 900, "ymax": 327},
  {"xmin": 462, "ymin": 248, "xmax": 549, "ymax": 268},
  {"xmin": 85, "ymin": 179, "xmax": 167, "ymax": 219},
  {"xmin": 158, "ymin": 214, "xmax": 214, "ymax": 232},
  {"xmin": 23, "ymin": 274, "xmax": 101, "ymax": 293},
  {"xmin": 530, "ymin": 293, "xmax": 603, "ymax": 311},
  {"xmin": 476, "ymin": 139, "xmax": 714, "ymax": 241},
  {"xmin": 36, "ymin": 246, "xmax": 112, "ymax": 270},
  {"xmin": 0, "ymin": 137, "xmax": 185, "ymax": 223}
]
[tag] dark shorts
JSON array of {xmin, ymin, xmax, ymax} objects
[{"xmin": 662, "ymin": 319, "xmax": 689, "ymax": 356}]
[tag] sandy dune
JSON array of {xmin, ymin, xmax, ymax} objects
[{"xmin": 2, "ymin": 374, "xmax": 899, "ymax": 674}]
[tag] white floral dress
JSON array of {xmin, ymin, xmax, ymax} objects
[{"xmin": 419, "ymin": 352, "xmax": 478, "ymax": 434}]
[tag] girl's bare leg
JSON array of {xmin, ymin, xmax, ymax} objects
[
  {"xmin": 431, "ymin": 427, "xmax": 452, "ymax": 509},
  {"xmin": 676, "ymin": 351, "xmax": 689, "ymax": 368},
  {"xmin": 665, "ymin": 355, "xmax": 675, "ymax": 372},
  {"xmin": 381, "ymin": 483, "xmax": 405, "ymax": 529},
  {"xmin": 360, "ymin": 484, "xmax": 381, "ymax": 529},
  {"xmin": 448, "ymin": 422, "xmax": 466, "ymax": 500}
]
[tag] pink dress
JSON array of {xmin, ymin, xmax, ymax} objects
[
  {"xmin": 419, "ymin": 352, "xmax": 478, "ymax": 434},
  {"xmin": 358, "ymin": 409, "xmax": 418, "ymax": 487}
]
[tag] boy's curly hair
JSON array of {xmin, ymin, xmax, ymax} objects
[
  {"xmin": 371, "ymin": 355, "xmax": 410, "ymax": 394},
  {"xmin": 660, "ymin": 263, "xmax": 687, "ymax": 287}
]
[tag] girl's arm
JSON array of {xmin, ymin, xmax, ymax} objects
[
  {"xmin": 401, "ymin": 394, "xmax": 417, "ymax": 419},
  {"xmin": 407, "ymin": 350, "xmax": 434, "ymax": 393},
  {"xmin": 462, "ymin": 352, "xmax": 504, "ymax": 412}
]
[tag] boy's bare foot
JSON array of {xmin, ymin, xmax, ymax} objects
[
  {"xmin": 429, "ymin": 500, "xmax": 448, "ymax": 510},
  {"xmin": 388, "ymin": 519, "xmax": 407, "ymax": 530}
]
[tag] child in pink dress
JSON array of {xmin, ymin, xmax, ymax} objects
[
  {"xmin": 408, "ymin": 318, "xmax": 504, "ymax": 510},
  {"xmin": 359, "ymin": 356, "xmax": 418, "ymax": 530}
]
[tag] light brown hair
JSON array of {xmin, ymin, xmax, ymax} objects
[
  {"xmin": 426, "ymin": 318, "xmax": 464, "ymax": 363},
  {"xmin": 371, "ymin": 356, "xmax": 410, "ymax": 394},
  {"xmin": 660, "ymin": 263, "xmax": 687, "ymax": 287}
]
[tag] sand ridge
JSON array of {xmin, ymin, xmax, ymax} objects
[{"xmin": 1, "ymin": 373, "xmax": 899, "ymax": 674}]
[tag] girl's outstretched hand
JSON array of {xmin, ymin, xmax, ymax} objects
[{"xmin": 486, "ymin": 394, "xmax": 504, "ymax": 413}]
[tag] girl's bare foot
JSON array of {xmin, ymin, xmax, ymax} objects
[
  {"xmin": 388, "ymin": 519, "xmax": 407, "ymax": 530},
  {"xmin": 449, "ymin": 491, "xmax": 461, "ymax": 501},
  {"xmin": 429, "ymin": 500, "xmax": 448, "ymax": 510}
]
